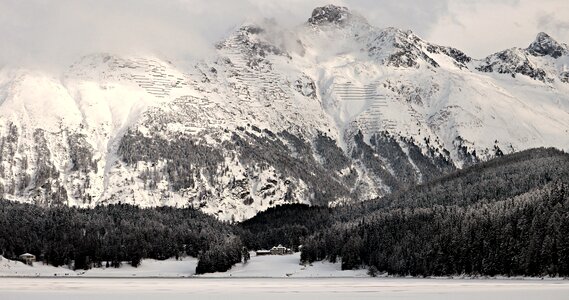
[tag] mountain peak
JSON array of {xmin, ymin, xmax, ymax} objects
[
  {"xmin": 527, "ymin": 32, "xmax": 567, "ymax": 58},
  {"xmin": 535, "ymin": 31, "xmax": 553, "ymax": 40},
  {"xmin": 308, "ymin": 5, "xmax": 353, "ymax": 26}
]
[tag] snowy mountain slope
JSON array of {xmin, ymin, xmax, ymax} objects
[
  {"xmin": 0, "ymin": 5, "xmax": 567, "ymax": 220},
  {"xmin": 292, "ymin": 7, "xmax": 569, "ymax": 164}
]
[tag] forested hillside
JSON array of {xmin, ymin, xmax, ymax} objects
[
  {"xmin": 301, "ymin": 180, "xmax": 569, "ymax": 276},
  {"xmin": 1, "ymin": 5, "xmax": 569, "ymax": 221},
  {"xmin": 242, "ymin": 148, "xmax": 569, "ymax": 276},
  {"xmin": 0, "ymin": 203, "xmax": 243, "ymax": 274},
  {"xmin": 1, "ymin": 148, "xmax": 568, "ymax": 276}
]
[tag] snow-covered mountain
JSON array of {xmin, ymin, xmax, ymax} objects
[{"xmin": 0, "ymin": 5, "xmax": 568, "ymax": 220}]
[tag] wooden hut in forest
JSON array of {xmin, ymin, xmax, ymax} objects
[{"xmin": 19, "ymin": 253, "xmax": 36, "ymax": 266}]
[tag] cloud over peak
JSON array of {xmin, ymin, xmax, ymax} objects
[{"xmin": 0, "ymin": 0, "xmax": 567, "ymax": 69}]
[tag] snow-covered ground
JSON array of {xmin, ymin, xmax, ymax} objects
[
  {"xmin": 0, "ymin": 256, "xmax": 74, "ymax": 277},
  {"xmin": 3, "ymin": 253, "xmax": 569, "ymax": 281},
  {"xmin": 80, "ymin": 257, "xmax": 199, "ymax": 278},
  {"xmin": 203, "ymin": 252, "xmax": 368, "ymax": 278},
  {"xmin": 0, "ymin": 278, "xmax": 568, "ymax": 300},
  {"xmin": 0, "ymin": 253, "xmax": 364, "ymax": 278},
  {"xmin": 4, "ymin": 252, "xmax": 569, "ymax": 280},
  {"xmin": 0, "ymin": 255, "xmax": 198, "ymax": 278},
  {"xmin": 2, "ymin": 8, "xmax": 569, "ymax": 221},
  {"xmin": 2, "ymin": 254, "xmax": 569, "ymax": 299}
]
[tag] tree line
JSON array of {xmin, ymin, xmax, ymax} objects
[
  {"xmin": 241, "ymin": 147, "xmax": 569, "ymax": 277},
  {"xmin": 300, "ymin": 181, "xmax": 569, "ymax": 276},
  {"xmin": 1, "ymin": 147, "xmax": 568, "ymax": 276},
  {"xmin": 0, "ymin": 203, "xmax": 243, "ymax": 274}
]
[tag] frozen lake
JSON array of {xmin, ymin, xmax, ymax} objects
[{"xmin": 0, "ymin": 278, "xmax": 568, "ymax": 300}]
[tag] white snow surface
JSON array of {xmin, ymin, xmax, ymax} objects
[
  {"xmin": 0, "ymin": 255, "xmax": 198, "ymax": 278},
  {"xmin": 0, "ymin": 253, "xmax": 364, "ymax": 278},
  {"xmin": 0, "ymin": 277, "xmax": 568, "ymax": 300},
  {"xmin": 203, "ymin": 252, "xmax": 368, "ymax": 278},
  {"xmin": 0, "ymin": 8, "xmax": 568, "ymax": 219},
  {"xmin": 2, "ymin": 254, "xmax": 569, "ymax": 299}
]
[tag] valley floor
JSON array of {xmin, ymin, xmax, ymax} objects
[
  {"xmin": 0, "ymin": 253, "xmax": 366, "ymax": 278},
  {"xmin": 2, "ymin": 252, "xmax": 568, "ymax": 279},
  {"xmin": 2, "ymin": 253, "xmax": 569, "ymax": 299},
  {"xmin": 1, "ymin": 278, "xmax": 569, "ymax": 300},
  {"xmin": 0, "ymin": 255, "xmax": 199, "ymax": 278}
]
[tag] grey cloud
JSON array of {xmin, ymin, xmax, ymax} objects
[
  {"xmin": 538, "ymin": 12, "xmax": 569, "ymax": 41},
  {"xmin": 0, "ymin": 0, "xmax": 218, "ymax": 69},
  {"xmin": 426, "ymin": 0, "xmax": 569, "ymax": 57},
  {"xmin": 1, "ymin": 0, "xmax": 568, "ymax": 70},
  {"xmin": 346, "ymin": 0, "xmax": 450, "ymax": 35}
]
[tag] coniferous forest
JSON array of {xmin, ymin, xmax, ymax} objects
[
  {"xmin": 1, "ymin": 147, "xmax": 568, "ymax": 276},
  {"xmin": 0, "ymin": 204, "xmax": 242, "ymax": 274}
]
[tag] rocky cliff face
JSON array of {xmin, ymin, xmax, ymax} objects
[
  {"xmin": 0, "ymin": 5, "xmax": 568, "ymax": 220},
  {"xmin": 528, "ymin": 32, "xmax": 569, "ymax": 58},
  {"xmin": 477, "ymin": 32, "xmax": 569, "ymax": 83},
  {"xmin": 308, "ymin": 4, "xmax": 353, "ymax": 26}
]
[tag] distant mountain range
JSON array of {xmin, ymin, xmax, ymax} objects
[{"xmin": 0, "ymin": 5, "xmax": 568, "ymax": 220}]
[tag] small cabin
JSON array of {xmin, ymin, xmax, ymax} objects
[
  {"xmin": 256, "ymin": 245, "xmax": 293, "ymax": 256},
  {"xmin": 270, "ymin": 244, "xmax": 289, "ymax": 255},
  {"xmin": 19, "ymin": 253, "xmax": 36, "ymax": 266}
]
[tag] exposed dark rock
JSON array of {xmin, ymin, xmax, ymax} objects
[
  {"xmin": 294, "ymin": 75, "xmax": 317, "ymax": 98},
  {"xmin": 561, "ymin": 71, "xmax": 569, "ymax": 83},
  {"xmin": 527, "ymin": 32, "xmax": 568, "ymax": 58},
  {"xmin": 308, "ymin": 5, "xmax": 352, "ymax": 26},
  {"xmin": 367, "ymin": 30, "xmax": 441, "ymax": 69},
  {"xmin": 477, "ymin": 49, "xmax": 552, "ymax": 83},
  {"xmin": 242, "ymin": 25, "xmax": 264, "ymax": 35}
]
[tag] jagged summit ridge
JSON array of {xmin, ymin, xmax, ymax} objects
[
  {"xmin": 476, "ymin": 31, "xmax": 568, "ymax": 83},
  {"xmin": 527, "ymin": 32, "xmax": 568, "ymax": 58},
  {"xmin": 308, "ymin": 5, "xmax": 356, "ymax": 26},
  {"xmin": 0, "ymin": 5, "xmax": 568, "ymax": 222}
]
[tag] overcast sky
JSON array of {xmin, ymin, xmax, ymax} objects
[{"xmin": 1, "ymin": 0, "xmax": 568, "ymax": 69}]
